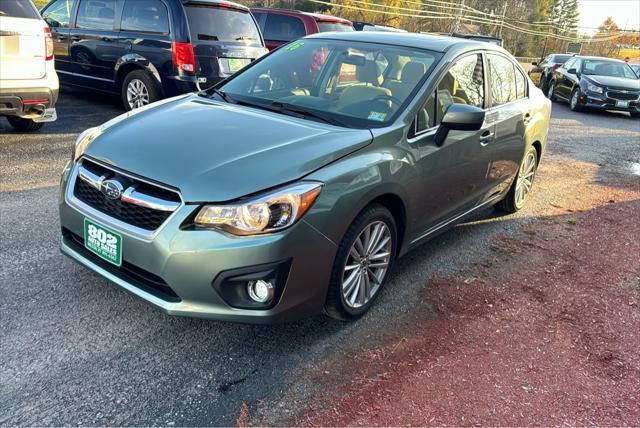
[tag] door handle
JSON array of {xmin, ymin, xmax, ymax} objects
[{"xmin": 479, "ymin": 131, "xmax": 494, "ymax": 145}]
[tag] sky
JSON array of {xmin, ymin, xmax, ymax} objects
[{"xmin": 578, "ymin": 0, "xmax": 640, "ymax": 34}]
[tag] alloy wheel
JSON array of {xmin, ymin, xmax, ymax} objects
[
  {"xmin": 515, "ymin": 151, "xmax": 537, "ymax": 208},
  {"xmin": 342, "ymin": 221, "xmax": 392, "ymax": 309},
  {"xmin": 126, "ymin": 79, "xmax": 150, "ymax": 109}
]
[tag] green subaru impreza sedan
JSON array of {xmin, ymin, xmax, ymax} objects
[{"xmin": 59, "ymin": 32, "xmax": 551, "ymax": 323}]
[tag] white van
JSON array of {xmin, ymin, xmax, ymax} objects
[{"xmin": 0, "ymin": 0, "xmax": 59, "ymax": 131}]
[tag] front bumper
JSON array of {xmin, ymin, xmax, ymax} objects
[
  {"xmin": 58, "ymin": 161, "xmax": 337, "ymax": 323},
  {"xmin": 583, "ymin": 92, "xmax": 640, "ymax": 113}
]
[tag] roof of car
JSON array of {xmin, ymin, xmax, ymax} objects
[
  {"xmin": 574, "ymin": 55, "xmax": 626, "ymax": 63},
  {"xmin": 249, "ymin": 8, "xmax": 352, "ymax": 24},
  {"xmin": 305, "ymin": 31, "xmax": 497, "ymax": 53},
  {"xmin": 182, "ymin": 0, "xmax": 249, "ymax": 11}
]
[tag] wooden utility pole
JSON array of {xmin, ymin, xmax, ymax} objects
[{"xmin": 497, "ymin": 1, "xmax": 508, "ymax": 39}]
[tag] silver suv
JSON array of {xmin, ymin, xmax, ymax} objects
[{"xmin": 0, "ymin": 0, "xmax": 59, "ymax": 131}]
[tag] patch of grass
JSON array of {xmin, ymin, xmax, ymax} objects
[
  {"xmin": 567, "ymin": 217, "xmax": 578, "ymax": 226},
  {"xmin": 523, "ymin": 225, "xmax": 537, "ymax": 236},
  {"xmin": 33, "ymin": 0, "xmax": 48, "ymax": 9},
  {"xmin": 490, "ymin": 237, "xmax": 524, "ymax": 255}
]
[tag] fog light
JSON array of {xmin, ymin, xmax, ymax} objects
[{"xmin": 247, "ymin": 280, "xmax": 274, "ymax": 303}]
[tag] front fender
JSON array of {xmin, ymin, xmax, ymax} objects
[{"xmin": 304, "ymin": 143, "xmax": 416, "ymax": 253}]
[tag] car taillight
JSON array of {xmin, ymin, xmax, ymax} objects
[
  {"xmin": 44, "ymin": 27, "xmax": 54, "ymax": 61},
  {"xmin": 172, "ymin": 41, "xmax": 195, "ymax": 73}
]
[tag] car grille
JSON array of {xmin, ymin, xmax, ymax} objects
[
  {"xmin": 606, "ymin": 91, "xmax": 639, "ymax": 101},
  {"xmin": 62, "ymin": 228, "xmax": 181, "ymax": 302},
  {"xmin": 72, "ymin": 158, "xmax": 181, "ymax": 232}
]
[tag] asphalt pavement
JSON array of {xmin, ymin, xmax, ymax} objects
[{"xmin": 1, "ymin": 90, "xmax": 638, "ymax": 426}]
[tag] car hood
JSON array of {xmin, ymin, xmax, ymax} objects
[
  {"xmin": 82, "ymin": 95, "xmax": 373, "ymax": 202},
  {"xmin": 584, "ymin": 75, "xmax": 640, "ymax": 90}
]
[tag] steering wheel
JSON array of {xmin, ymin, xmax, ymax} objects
[{"xmin": 372, "ymin": 94, "xmax": 403, "ymax": 107}]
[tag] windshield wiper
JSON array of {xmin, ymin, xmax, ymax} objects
[
  {"xmin": 271, "ymin": 102, "xmax": 348, "ymax": 127},
  {"xmin": 208, "ymin": 87, "xmax": 232, "ymax": 103},
  {"xmin": 198, "ymin": 34, "xmax": 219, "ymax": 41}
]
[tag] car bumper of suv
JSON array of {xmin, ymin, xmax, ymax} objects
[
  {"xmin": 58, "ymin": 160, "xmax": 337, "ymax": 323},
  {"xmin": 0, "ymin": 86, "xmax": 59, "ymax": 119}
]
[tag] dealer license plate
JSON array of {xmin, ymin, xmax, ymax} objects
[
  {"xmin": 84, "ymin": 218, "xmax": 122, "ymax": 266},
  {"xmin": 616, "ymin": 100, "xmax": 629, "ymax": 108}
]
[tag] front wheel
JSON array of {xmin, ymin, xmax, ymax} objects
[
  {"xmin": 497, "ymin": 146, "xmax": 538, "ymax": 213},
  {"xmin": 547, "ymin": 81, "xmax": 557, "ymax": 101},
  {"xmin": 570, "ymin": 88, "xmax": 584, "ymax": 112},
  {"xmin": 6, "ymin": 116, "xmax": 44, "ymax": 132},
  {"xmin": 325, "ymin": 204, "xmax": 397, "ymax": 320}
]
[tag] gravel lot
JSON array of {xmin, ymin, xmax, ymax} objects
[{"xmin": 1, "ymin": 90, "xmax": 638, "ymax": 426}]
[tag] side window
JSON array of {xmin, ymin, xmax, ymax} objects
[
  {"xmin": 121, "ymin": 0, "xmax": 169, "ymax": 34},
  {"xmin": 488, "ymin": 53, "xmax": 516, "ymax": 106},
  {"xmin": 42, "ymin": 0, "xmax": 77, "ymax": 28},
  {"xmin": 263, "ymin": 14, "xmax": 305, "ymax": 41},
  {"xmin": 76, "ymin": 0, "xmax": 116, "ymax": 31},
  {"xmin": 415, "ymin": 54, "xmax": 484, "ymax": 134},
  {"xmin": 563, "ymin": 58, "xmax": 576, "ymax": 70},
  {"xmin": 515, "ymin": 68, "xmax": 527, "ymax": 99}
]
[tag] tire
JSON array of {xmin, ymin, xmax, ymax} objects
[
  {"xmin": 547, "ymin": 81, "xmax": 557, "ymax": 102},
  {"xmin": 325, "ymin": 204, "xmax": 397, "ymax": 321},
  {"xmin": 497, "ymin": 146, "xmax": 538, "ymax": 213},
  {"xmin": 540, "ymin": 74, "xmax": 549, "ymax": 94},
  {"xmin": 121, "ymin": 69, "xmax": 160, "ymax": 111},
  {"xmin": 6, "ymin": 116, "xmax": 44, "ymax": 132},
  {"xmin": 630, "ymin": 111, "xmax": 640, "ymax": 119},
  {"xmin": 569, "ymin": 88, "xmax": 584, "ymax": 112}
]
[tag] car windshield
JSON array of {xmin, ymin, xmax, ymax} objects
[
  {"xmin": 218, "ymin": 39, "xmax": 440, "ymax": 128},
  {"xmin": 552, "ymin": 55, "xmax": 572, "ymax": 63},
  {"xmin": 582, "ymin": 59, "xmax": 637, "ymax": 79}
]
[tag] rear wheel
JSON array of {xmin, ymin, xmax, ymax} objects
[
  {"xmin": 570, "ymin": 88, "xmax": 584, "ymax": 112},
  {"xmin": 325, "ymin": 204, "xmax": 397, "ymax": 320},
  {"xmin": 6, "ymin": 116, "xmax": 44, "ymax": 132},
  {"xmin": 497, "ymin": 146, "xmax": 538, "ymax": 213},
  {"xmin": 630, "ymin": 111, "xmax": 640, "ymax": 118},
  {"xmin": 121, "ymin": 70, "xmax": 159, "ymax": 111}
]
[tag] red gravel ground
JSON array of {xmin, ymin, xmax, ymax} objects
[{"xmin": 301, "ymin": 184, "xmax": 640, "ymax": 426}]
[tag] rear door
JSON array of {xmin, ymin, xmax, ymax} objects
[
  {"xmin": 182, "ymin": 2, "xmax": 265, "ymax": 88},
  {"xmin": 0, "ymin": 1, "xmax": 46, "ymax": 80},
  {"xmin": 484, "ymin": 52, "xmax": 527, "ymax": 196},
  {"xmin": 41, "ymin": 0, "xmax": 77, "ymax": 76}
]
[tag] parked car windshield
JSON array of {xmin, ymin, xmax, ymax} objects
[
  {"xmin": 582, "ymin": 59, "xmax": 637, "ymax": 79},
  {"xmin": 317, "ymin": 22, "xmax": 354, "ymax": 32},
  {"xmin": 219, "ymin": 39, "xmax": 440, "ymax": 128},
  {"xmin": 550, "ymin": 54, "xmax": 572, "ymax": 64},
  {"xmin": 184, "ymin": 5, "xmax": 261, "ymax": 44}
]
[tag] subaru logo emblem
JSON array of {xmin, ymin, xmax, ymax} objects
[{"xmin": 101, "ymin": 179, "xmax": 124, "ymax": 200}]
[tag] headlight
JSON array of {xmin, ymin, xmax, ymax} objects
[
  {"xmin": 194, "ymin": 182, "xmax": 322, "ymax": 235},
  {"xmin": 72, "ymin": 127, "xmax": 100, "ymax": 161},
  {"xmin": 586, "ymin": 83, "xmax": 603, "ymax": 94}
]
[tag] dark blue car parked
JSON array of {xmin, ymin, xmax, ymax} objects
[{"xmin": 41, "ymin": 0, "xmax": 267, "ymax": 110}]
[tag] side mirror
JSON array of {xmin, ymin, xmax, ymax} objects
[
  {"xmin": 567, "ymin": 68, "xmax": 577, "ymax": 75},
  {"xmin": 434, "ymin": 104, "xmax": 485, "ymax": 147}
]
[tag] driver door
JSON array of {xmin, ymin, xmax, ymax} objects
[{"xmin": 409, "ymin": 53, "xmax": 495, "ymax": 235}]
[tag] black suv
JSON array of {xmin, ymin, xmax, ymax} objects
[{"xmin": 41, "ymin": 0, "xmax": 267, "ymax": 110}]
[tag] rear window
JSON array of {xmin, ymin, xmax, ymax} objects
[
  {"xmin": 185, "ymin": 5, "xmax": 261, "ymax": 44},
  {"xmin": 317, "ymin": 22, "xmax": 354, "ymax": 32},
  {"xmin": 121, "ymin": 0, "xmax": 169, "ymax": 34},
  {"xmin": 0, "ymin": 0, "xmax": 39, "ymax": 19},
  {"xmin": 262, "ymin": 13, "xmax": 305, "ymax": 41}
]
